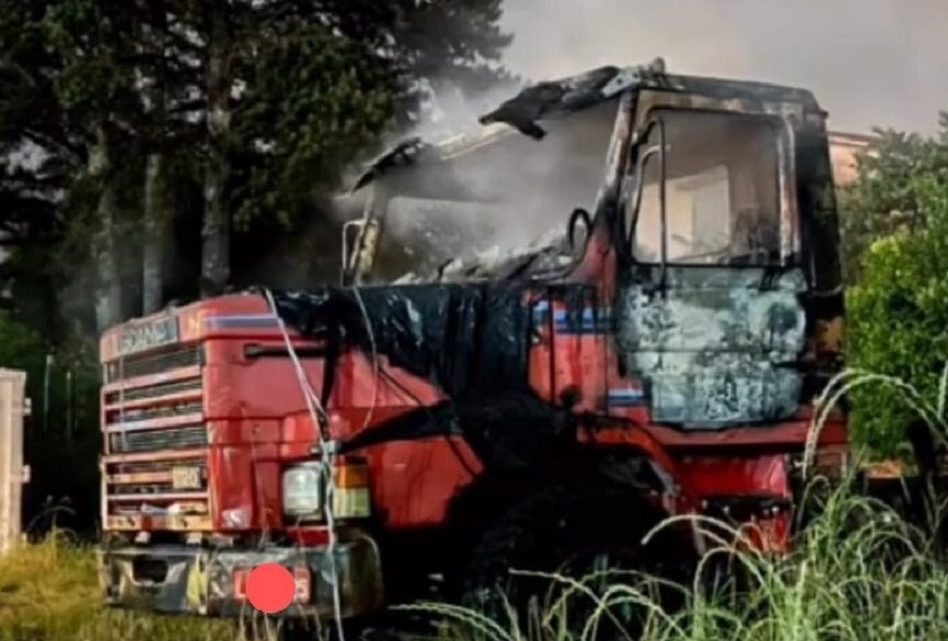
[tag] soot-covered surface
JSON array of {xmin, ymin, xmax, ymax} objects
[
  {"xmin": 616, "ymin": 267, "xmax": 808, "ymax": 428},
  {"xmin": 272, "ymin": 284, "xmax": 532, "ymax": 398},
  {"xmin": 272, "ymin": 284, "xmax": 582, "ymax": 472}
]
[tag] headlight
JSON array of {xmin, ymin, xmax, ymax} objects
[{"xmin": 282, "ymin": 465, "xmax": 322, "ymax": 517}]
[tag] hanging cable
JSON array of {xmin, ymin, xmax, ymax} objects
[
  {"xmin": 377, "ymin": 367, "xmax": 480, "ymax": 480},
  {"xmin": 263, "ymin": 289, "xmax": 345, "ymax": 641},
  {"xmin": 350, "ymin": 286, "xmax": 380, "ymax": 433},
  {"xmin": 351, "ymin": 287, "xmax": 479, "ymax": 480}
]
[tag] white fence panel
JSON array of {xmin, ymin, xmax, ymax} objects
[{"xmin": 0, "ymin": 369, "xmax": 28, "ymax": 555}]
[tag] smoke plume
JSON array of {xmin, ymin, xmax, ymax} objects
[
  {"xmin": 500, "ymin": 0, "xmax": 948, "ymax": 133},
  {"xmin": 337, "ymin": 0, "xmax": 948, "ymax": 282}
]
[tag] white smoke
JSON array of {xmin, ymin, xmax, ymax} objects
[
  {"xmin": 340, "ymin": 0, "xmax": 948, "ymax": 281},
  {"xmin": 500, "ymin": 0, "xmax": 948, "ymax": 133},
  {"xmin": 411, "ymin": 78, "xmax": 524, "ymax": 142}
]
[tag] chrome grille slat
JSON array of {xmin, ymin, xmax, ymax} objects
[
  {"xmin": 109, "ymin": 378, "xmax": 202, "ymax": 403},
  {"xmin": 108, "ymin": 402, "xmax": 204, "ymax": 424},
  {"xmin": 104, "ymin": 344, "xmax": 202, "ymax": 383},
  {"xmin": 103, "ymin": 342, "xmax": 210, "ymax": 527},
  {"xmin": 107, "ymin": 483, "xmax": 185, "ymax": 494},
  {"xmin": 113, "ymin": 461, "xmax": 207, "ymax": 474},
  {"xmin": 109, "ymin": 425, "xmax": 208, "ymax": 453}
]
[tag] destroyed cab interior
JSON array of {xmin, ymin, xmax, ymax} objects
[{"xmin": 98, "ymin": 61, "xmax": 848, "ymax": 620}]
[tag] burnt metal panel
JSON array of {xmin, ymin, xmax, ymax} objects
[
  {"xmin": 100, "ymin": 535, "xmax": 384, "ymax": 618},
  {"xmin": 271, "ymin": 284, "xmax": 621, "ymax": 475},
  {"xmin": 617, "ymin": 267, "xmax": 808, "ymax": 428},
  {"xmin": 272, "ymin": 284, "xmax": 533, "ymax": 399}
]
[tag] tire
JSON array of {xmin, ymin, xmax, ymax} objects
[{"xmin": 459, "ymin": 486, "xmax": 693, "ymax": 637}]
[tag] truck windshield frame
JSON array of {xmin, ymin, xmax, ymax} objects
[
  {"xmin": 369, "ymin": 196, "xmax": 515, "ymax": 282},
  {"xmin": 625, "ymin": 109, "xmax": 788, "ymax": 267}
]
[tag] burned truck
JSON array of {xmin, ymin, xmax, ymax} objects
[{"xmin": 97, "ymin": 60, "xmax": 848, "ymax": 621}]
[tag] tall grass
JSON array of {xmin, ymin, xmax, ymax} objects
[
  {"xmin": 0, "ymin": 532, "xmax": 235, "ymax": 641},
  {"xmin": 413, "ymin": 367, "xmax": 948, "ymax": 641},
  {"xmin": 6, "ymin": 366, "xmax": 948, "ymax": 640},
  {"xmin": 409, "ymin": 481, "xmax": 948, "ymax": 641}
]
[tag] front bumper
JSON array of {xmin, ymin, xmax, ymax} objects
[{"xmin": 98, "ymin": 534, "xmax": 384, "ymax": 619}]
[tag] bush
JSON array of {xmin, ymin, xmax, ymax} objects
[
  {"xmin": 838, "ymin": 120, "xmax": 948, "ymax": 284},
  {"xmin": 837, "ymin": 116, "xmax": 948, "ymax": 456},
  {"xmin": 0, "ymin": 312, "xmax": 47, "ymax": 381},
  {"xmin": 847, "ymin": 177, "xmax": 948, "ymax": 456}
]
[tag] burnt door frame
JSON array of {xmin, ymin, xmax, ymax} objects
[
  {"xmin": 610, "ymin": 90, "xmax": 810, "ymax": 430},
  {"xmin": 618, "ymin": 88, "xmax": 802, "ymax": 281}
]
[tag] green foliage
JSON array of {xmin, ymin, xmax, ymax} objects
[
  {"xmin": 0, "ymin": 0, "xmax": 513, "ymax": 531},
  {"xmin": 233, "ymin": 23, "xmax": 405, "ymax": 228},
  {"xmin": 843, "ymin": 118, "xmax": 948, "ymax": 455},
  {"xmin": 413, "ymin": 482, "xmax": 948, "ymax": 641},
  {"xmin": 0, "ymin": 534, "xmax": 236, "ymax": 641},
  {"xmin": 0, "ymin": 312, "xmax": 48, "ymax": 377},
  {"xmin": 839, "ymin": 116, "xmax": 948, "ymax": 282},
  {"xmin": 0, "ymin": 2, "xmax": 70, "ymax": 155},
  {"xmin": 0, "ymin": 311, "xmax": 101, "ymax": 533},
  {"xmin": 43, "ymin": 1, "xmax": 126, "ymax": 116},
  {"xmin": 847, "ymin": 202, "xmax": 948, "ymax": 453}
]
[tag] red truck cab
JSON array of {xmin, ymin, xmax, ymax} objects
[{"xmin": 98, "ymin": 61, "xmax": 848, "ymax": 620}]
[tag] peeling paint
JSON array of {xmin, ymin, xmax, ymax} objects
[
  {"xmin": 617, "ymin": 267, "xmax": 807, "ymax": 428},
  {"xmin": 101, "ymin": 535, "xmax": 383, "ymax": 618},
  {"xmin": 185, "ymin": 555, "xmax": 209, "ymax": 613}
]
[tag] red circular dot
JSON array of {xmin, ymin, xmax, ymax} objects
[{"xmin": 246, "ymin": 563, "xmax": 296, "ymax": 614}]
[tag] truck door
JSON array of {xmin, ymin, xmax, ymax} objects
[{"xmin": 616, "ymin": 106, "xmax": 809, "ymax": 429}]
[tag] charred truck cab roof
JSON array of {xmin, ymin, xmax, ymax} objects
[
  {"xmin": 342, "ymin": 59, "xmax": 844, "ymax": 430},
  {"xmin": 344, "ymin": 60, "xmax": 841, "ymax": 290},
  {"xmin": 98, "ymin": 59, "xmax": 847, "ymax": 621}
]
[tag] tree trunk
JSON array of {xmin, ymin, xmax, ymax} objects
[
  {"xmin": 142, "ymin": 151, "xmax": 170, "ymax": 313},
  {"xmin": 141, "ymin": 0, "xmax": 171, "ymax": 314},
  {"xmin": 91, "ymin": 125, "xmax": 123, "ymax": 333},
  {"xmin": 201, "ymin": 5, "xmax": 232, "ymax": 298}
]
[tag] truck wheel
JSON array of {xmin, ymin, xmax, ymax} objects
[{"xmin": 459, "ymin": 486, "xmax": 692, "ymax": 636}]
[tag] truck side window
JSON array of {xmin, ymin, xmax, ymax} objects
[{"xmin": 626, "ymin": 110, "xmax": 782, "ymax": 265}]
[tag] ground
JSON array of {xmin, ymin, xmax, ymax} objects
[
  {"xmin": 4, "ymin": 490, "xmax": 948, "ymax": 641},
  {"xmin": 0, "ymin": 534, "xmax": 233, "ymax": 641}
]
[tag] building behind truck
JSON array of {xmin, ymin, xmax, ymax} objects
[
  {"xmin": 828, "ymin": 131, "xmax": 877, "ymax": 186},
  {"xmin": 97, "ymin": 60, "xmax": 850, "ymax": 624}
]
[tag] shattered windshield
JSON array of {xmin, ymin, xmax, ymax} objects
[
  {"xmin": 372, "ymin": 196, "xmax": 574, "ymax": 282},
  {"xmin": 372, "ymin": 198, "xmax": 511, "ymax": 280},
  {"xmin": 366, "ymin": 102, "xmax": 619, "ymax": 283},
  {"xmin": 628, "ymin": 110, "xmax": 783, "ymax": 265}
]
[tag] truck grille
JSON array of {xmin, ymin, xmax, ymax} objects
[
  {"xmin": 109, "ymin": 425, "xmax": 208, "ymax": 453},
  {"xmin": 104, "ymin": 344, "xmax": 202, "ymax": 384},
  {"xmin": 119, "ymin": 379, "xmax": 202, "ymax": 403},
  {"xmin": 102, "ymin": 342, "xmax": 210, "ymax": 531},
  {"xmin": 106, "ymin": 459, "xmax": 209, "ymax": 496}
]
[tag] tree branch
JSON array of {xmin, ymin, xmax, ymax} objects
[{"xmin": 21, "ymin": 129, "xmax": 83, "ymax": 166}]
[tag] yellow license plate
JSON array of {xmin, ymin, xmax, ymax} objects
[{"xmin": 171, "ymin": 466, "xmax": 202, "ymax": 490}]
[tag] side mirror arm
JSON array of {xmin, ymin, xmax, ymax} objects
[
  {"xmin": 340, "ymin": 220, "xmax": 365, "ymax": 285},
  {"xmin": 655, "ymin": 116, "xmax": 668, "ymax": 296},
  {"xmin": 567, "ymin": 207, "xmax": 592, "ymax": 251}
]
